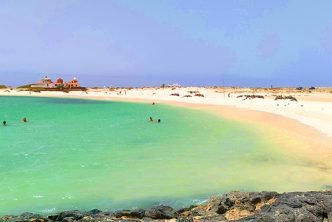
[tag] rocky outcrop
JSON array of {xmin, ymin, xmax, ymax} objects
[{"xmin": 1, "ymin": 191, "xmax": 332, "ymax": 222}]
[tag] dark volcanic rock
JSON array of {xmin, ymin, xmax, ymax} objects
[
  {"xmin": 2, "ymin": 191, "xmax": 332, "ymax": 221},
  {"xmin": 114, "ymin": 209, "xmax": 145, "ymax": 219},
  {"xmin": 48, "ymin": 210, "xmax": 84, "ymax": 221},
  {"xmin": 237, "ymin": 191, "xmax": 332, "ymax": 222},
  {"xmin": 87, "ymin": 209, "xmax": 102, "ymax": 215},
  {"xmin": 145, "ymin": 205, "xmax": 176, "ymax": 219},
  {"xmin": 176, "ymin": 217, "xmax": 194, "ymax": 222}
]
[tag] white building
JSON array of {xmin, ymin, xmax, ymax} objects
[{"xmin": 31, "ymin": 76, "xmax": 56, "ymax": 88}]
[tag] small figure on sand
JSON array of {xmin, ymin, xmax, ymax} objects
[
  {"xmin": 228, "ymin": 93, "xmax": 231, "ymax": 98},
  {"xmin": 158, "ymin": 119, "xmax": 161, "ymax": 123},
  {"xmin": 22, "ymin": 117, "xmax": 27, "ymax": 123},
  {"xmin": 3, "ymin": 121, "xmax": 6, "ymax": 126},
  {"xmin": 149, "ymin": 117, "xmax": 153, "ymax": 122}
]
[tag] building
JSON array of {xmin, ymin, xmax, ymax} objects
[
  {"xmin": 65, "ymin": 77, "xmax": 80, "ymax": 88},
  {"xmin": 55, "ymin": 78, "xmax": 64, "ymax": 88},
  {"xmin": 31, "ymin": 76, "xmax": 80, "ymax": 89},
  {"xmin": 31, "ymin": 76, "xmax": 56, "ymax": 88}
]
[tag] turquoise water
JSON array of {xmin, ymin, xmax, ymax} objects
[{"xmin": 0, "ymin": 96, "xmax": 329, "ymax": 215}]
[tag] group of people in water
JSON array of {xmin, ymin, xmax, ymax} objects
[
  {"xmin": 149, "ymin": 102, "xmax": 161, "ymax": 123},
  {"xmin": 149, "ymin": 117, "xmax": 161, "ymax": 123},
  {"xmin": 4, "ymin": 101, "xmax": 159, "ymax": 126},
  {"xmin": 3, "ymin": 117, "xmax": 27, "ymax": 126}
]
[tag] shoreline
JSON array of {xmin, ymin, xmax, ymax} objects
[
  {"xmin": 1, "ymin": 87, "xmax": 332, "ymax": 136},
  {"xmin": 1, "ymin": 89, "xmax": 332, "ymax": 160},
  {"xmin": 1, "ymin": 88, "xmax": 332, "ymax": 220},
  {"xmin": 1, "ymin": 88, "xmax": 332, "ymax": 154},
  {"xmin": 2, "ymin": 89, "xmax": 332, "ymax": 174},
  {"xmin": 2, "ymin": 190, "xmax": 332, "ymax": 221}
]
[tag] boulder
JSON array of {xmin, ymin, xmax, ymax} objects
[
  {"xmin": 145, "ymin": 205, "xmax": 176, "ymax": 219},
  {"xmin": 114, "ymin": 209, "xmax": 145, "ymax": 219},
  {"xmin": 48, "ymin": 210, "xmax": 84, "ymax": 221}
]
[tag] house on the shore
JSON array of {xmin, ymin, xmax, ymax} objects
[
  {"xmin": 31, "ymin": 76, "xmax": 55, "ymax": 88},
  {"xmin": 55, "ymin": 78, "xmax": 64, "ymax": 88},
  {"xmin": 31, "ymin": 76, "xmax": 80, "ymax": 89},
  {"xmin": 65, "ymin": 77, "xmax": 80, "ymax": 88}
]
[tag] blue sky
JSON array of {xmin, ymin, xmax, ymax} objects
[{"xmin": 0, "ymin": 0, "xmax": 331, "ymax": 87}]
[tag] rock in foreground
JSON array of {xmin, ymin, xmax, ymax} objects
[{"xmin": 1, "ymin": 191, "xmax": 332, "ymax": 222}]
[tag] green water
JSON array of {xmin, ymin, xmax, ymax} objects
[{"xmin": 0, "ymin": 96, "xmax": 329, "ymax": 215}]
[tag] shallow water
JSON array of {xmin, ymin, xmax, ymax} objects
[{"xmin": 0, "ymin": 96, "xmax": 330, "ymax": 215}]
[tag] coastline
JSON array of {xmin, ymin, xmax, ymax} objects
[
  {"xmin": 1, "ymin": 87, "xmax": 332, "ymax": 173},
  {"xmin": 2, "ymin": 190, "xmax": 332, "ymax": 221},
  {"xmin": 1, "ymin": 88, "xmax": 332, "ymax": 221},
  {"xmin": 1, "ymin": 88, "xmax": 331, "ymax": 154},
  {"xmin": 1, "ymin": 87, "xmax": 332, "ymax": 136}
]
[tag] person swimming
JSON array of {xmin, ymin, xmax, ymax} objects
[
  {"xmin": 22, "ymin": 117, "xmax": 27, "ymax": 123},
  {"xmin": 152, "ymin": 102, "xmax": 155, "ymax": 105},
  {"xmin": 158, "ymin": 119, "xmax": 161, "ymax": 123},
  {"xmin": 3, "ymin": 121, "xmax": 6, "ymax": 126},
  {"xmin": 149, "ymin": 117, "xmax": 153, "ymax": 122}
]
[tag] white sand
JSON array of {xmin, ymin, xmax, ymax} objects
[{"xmin": 1, "ymin": 87, "xmax": 332, "ymax": 138}]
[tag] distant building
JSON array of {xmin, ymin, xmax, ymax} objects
[
  {"xmin": 31, "ymin": 76, "xmax": 55, "ymax": 88},
  {"xmin": 65, "ymin": 77, "xmax": 80, "ymax": 88},
  {"xmin": 55, "ymin": 78, "xmax": 64, "ymax": 87},
  {"xmin": 31, "ymin": 76, "xmax": 81, "ymax": 89}
]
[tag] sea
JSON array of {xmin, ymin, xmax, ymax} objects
[{"xmin": 0, "ymin": 96, "xmax": 329, "ymax": 215}]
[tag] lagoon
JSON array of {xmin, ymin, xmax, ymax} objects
[{"xmin": 0, "ymin": 96, "xmax": 329, "ymax": 215}]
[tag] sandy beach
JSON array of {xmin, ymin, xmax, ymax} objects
[
  {"xmin": 1, "ymin": 87, "xmax": 331, "ymax": 134},
  {"xmin": 1, "ymin": 87, "xmax": 332, "ymax": 157}
]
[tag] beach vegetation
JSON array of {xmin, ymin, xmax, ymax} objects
[
  {"xmin": 0, "ymin": 85, "xmax": 8, "ymax": 89},
  {"xmin": 237, "ymin": 95, "xmax": 264, "ymax": 100},
  {"xmin": 275, "ymin": 95, "xmax": 297, "ymax": 102}
]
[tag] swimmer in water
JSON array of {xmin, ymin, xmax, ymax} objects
[
  {"xmin": 152, "ymin": 102, "xmax": 155, "ymax": 105},
  {"xmin": 149, "ymin": 117, "xmax": 153, "ymax": 122},
  {"xmin": 22, "ymin": 117, "xmax": 27, "ymax": 123},
  {"xmin": 158, "ymin": 119, "xmax": 161, "ymax": 123},
  {"xmin": 3, "ymin": 121, "xmax": 6, "ymax": 126}
]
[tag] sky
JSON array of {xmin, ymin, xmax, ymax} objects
[{"xmin": 0, "ymin": 0, "xmax": 331, "ymax": 87}]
